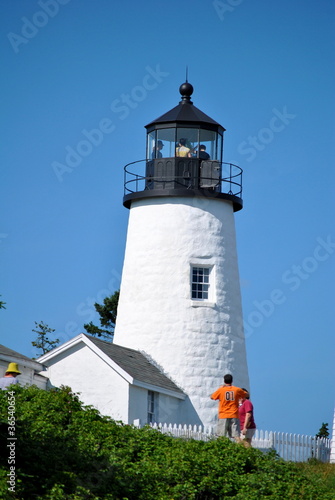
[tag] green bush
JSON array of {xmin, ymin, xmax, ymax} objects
[{"xmin": 0, "ymin": 385, "xmax": 334, "ymax": 499}]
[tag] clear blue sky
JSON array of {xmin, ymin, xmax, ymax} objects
[{"xmin": 1, "ymin": 0, "xmax": 334, "ymax": 437}]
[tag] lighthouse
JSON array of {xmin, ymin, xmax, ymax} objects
[{"xmin": 113, "ymin": 82, "xmax": 250, "ymax": 428}]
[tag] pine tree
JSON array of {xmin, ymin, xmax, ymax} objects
[
  {"xmin": 31, "ymin": 321, "xmax": 60, "ymax": 356},
  {"xmin": 315, "ymin": 422, "xmax": 329, "ymax": 439},
  {"xmin": 84, "ymin": 290, "xmax": 119, "ymax": 341}
]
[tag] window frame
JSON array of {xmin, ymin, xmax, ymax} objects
[
  {"xmin": 190, "ymin": 263, "xmax": 215, "ymax": 306},
  {"xmin": 147, "ymin": 390, "xmax": 158, "ymax": 424},
  {"xmin": 191, "ymin": 266, "xmax": 210, "ymax": 300}
]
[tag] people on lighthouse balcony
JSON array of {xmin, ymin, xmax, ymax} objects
[
  {"xmin": 194, "ymin": 144, "xmax": 210, "ymax": 160},
  {"xmin": 151, "ymin": 140, "xmax": 164, "ymax": 159},
  {"xmin": 176, "ymin": 138, "xmax": 191, "ymax": 157}
]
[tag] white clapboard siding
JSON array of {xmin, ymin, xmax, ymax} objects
[{"xmin": 136, "ymin": 421, "xmax": 331, "ymax": 463}]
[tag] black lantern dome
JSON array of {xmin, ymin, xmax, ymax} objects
[{"xmin": 123, "ymin": 83, "xmax": 243, "ymax": 211}]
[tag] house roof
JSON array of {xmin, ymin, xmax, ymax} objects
[
  {"xmin": 84, "ymin": 335, "xmax": 184, "ymax": 396},
  {"xmin": 38, "ymin": 334, "xmax": 185, "ymax": 398},
  {"xmin": 0, "ymin": 344, "xmax": 45, "ymax": 371}
]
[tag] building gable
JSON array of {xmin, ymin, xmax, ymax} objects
[{"xmin": 38, "ymin": 334, "xmax": 185, "ymax": 399}]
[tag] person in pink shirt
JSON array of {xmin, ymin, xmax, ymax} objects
[{"xmin": 239, "ymin": 389, "xmax": 256, "ymax": 447}]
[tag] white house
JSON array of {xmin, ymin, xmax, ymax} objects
[
  {"xmin": 0, "ymin": 343, "xmax": 47, "ymax": 389},
  {"xmin": 38, "ymin": 333, "xmax": 186, "ymax": 426}
]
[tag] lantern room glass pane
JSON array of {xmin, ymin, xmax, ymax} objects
[
  {"xmin": 147, "ymin": 127, "xmax": 223, "ymax": 161},
  {"xmin": 148, "ymin": 128, "xmax": 176, "ymax": 159},
  {"xmin": 147, "ymin": 131, "xmax": 156, "ymax": 159},
  {"xmin": 197, "ymin": 130, "xmax": 222, "ymax": 162},
  {"xmin": 217, "ymin": 133, "xmax": 223, "ymax": 162},
  {"xmin": 157, "ymin": 128, "xmax": 175, "ymax": 158}
]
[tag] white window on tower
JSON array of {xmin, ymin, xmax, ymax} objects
[
  {"xmin": 191, "ymin": 266, "xmax": 211, "ymax": 300},
  {"xmin": 147, "ymin": 390, "xmax": 158, "ymax": 424}
]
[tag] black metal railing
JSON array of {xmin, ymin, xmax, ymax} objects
[{"xmin": 124, "ymin": 159, "xmax": 243, "ymax": 198}]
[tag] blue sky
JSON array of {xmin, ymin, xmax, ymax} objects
[{"xmin": 1, "ymin": 0, "xmax": 334, "ymax": 437}]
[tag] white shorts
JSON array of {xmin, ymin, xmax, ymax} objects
[{"xmin": 217, "ymin": 418, "xmax": 240, "ymax": 438}]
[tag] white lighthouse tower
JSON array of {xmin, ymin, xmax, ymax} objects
[{"xmin": 113, "ymin": 82, "xmax": 249, "ymax": 428}]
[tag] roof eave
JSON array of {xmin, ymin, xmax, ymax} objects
[{"xmin": 132, "ymin": 379, "xmax": 185, "ymax": 399}]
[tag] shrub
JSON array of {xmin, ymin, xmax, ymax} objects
[{"xmin": 0, "ymin": 386, "xmax": 333, "ymax": 499}]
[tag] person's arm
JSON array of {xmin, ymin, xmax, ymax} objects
[
  {"xmin": 242, "ymin": 412, "xmax": 251, "ymax": 434},
  {"xmin": 210, "ymin": 388, "xmax": 220, "ymax": 400}
]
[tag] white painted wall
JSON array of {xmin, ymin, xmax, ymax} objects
[
  {"xmin": 158, "ymin": 393, "xmax": 183, "ymax": 425},
  {"xmin": 113, "ymin": 196, "xmax": 250, "ymax": 428},
  {"xmin": 128, "ymin": 385, "xmax": 148, "ymax": 424},
  {"xmin": 42, "ymin": 343, "xmax": 130, "ymax": 422},
  {"xmin": 128, "ymin": 386, "xmax": 184, "ymax": 426}
]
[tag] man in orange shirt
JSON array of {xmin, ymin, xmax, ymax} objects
[{"xmin": 211, "ymin": 374, "xmax": 247, "ymax": 442}]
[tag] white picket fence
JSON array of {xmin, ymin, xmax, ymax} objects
[
  {"xmin": 140, "ymin": 422, "xmax": 331, "ymax": 463},
  {"xmin": 253, "ymin": 429, "xmax": 330, "ymax": 463}
]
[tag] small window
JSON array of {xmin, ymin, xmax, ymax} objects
[
  {"xmin": 147, "ymin": 390, "xmax": 158, "ymax": 424},
  {"xmin": 191, "ymin": 267, "xmax": 210, "ymax": 300}
]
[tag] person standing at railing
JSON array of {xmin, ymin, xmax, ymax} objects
[
  {"xmin": 210, "ymin": 374, "xmax": 247, "ymax": 442},
  {"xmin": 151, "ymin": 140, "xmax": 164, "ymax": 159},
  {"xmin": 176, "ymin": 138, "xmax": 191, "ymax": 157},
  {"xmin": 239, "ymin": 389, "xmax": 256, "ymax": 447},
  {"xmin": 198, "ymin": 144, "xmax": 210, "ymax": 160}
]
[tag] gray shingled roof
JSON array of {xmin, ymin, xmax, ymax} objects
[
  {"xmin": 85, "ymin": 335, "xmax": 184, "ymax": 395},
  {"xmin": 0, "ymin": 344, "xmax": 40, "ymax": 364},
  {"xmin": 0, "ymin": 344, "xmax": 44, "ymax": 371}
]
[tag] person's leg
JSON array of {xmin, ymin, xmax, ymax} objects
[
  {"xmin": 217, "ymin": 419, "xmax": 225, "ymax": 437},
  {"xmin": 244, "ymin": 429, "xmax": 256, "ymax": 447},
  {"xmin": 217, "ymin": 419, "xmax": 232, "ymax": 438},
  {"xmin": 225, "ymin": 419, "xmax": 232, "ymax": 438},
  {"xmin": 231, "ymin": 418, "xmax": 242, "ymax": 443},
  {"xmin": 240, "ymin": 435, "xmax": 251, "ymax": 447}
]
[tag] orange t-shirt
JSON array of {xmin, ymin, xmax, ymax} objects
[{"xmin": 211, "ymin": 385, "xmax": 247, "ymax": 418}]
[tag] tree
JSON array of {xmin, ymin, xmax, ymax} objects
[
  {"xmin": 84, "ymin": 290, "xmax": 119, "ymax": 341},
  {"xmin": 31, "ymin": 321, "xmax": 60, "ymax": 356},
  {"xmin": 316, "ymin": 422, "xmax": 329, "ymax": 439}
]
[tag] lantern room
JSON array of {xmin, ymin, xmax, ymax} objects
[
  {"xmin": 123, "ymin": 82, "xmax": 243, "ymax": 211},
  {"xmin": 147, "ymin": 82, "xmax": 224, "ymax": 163}
]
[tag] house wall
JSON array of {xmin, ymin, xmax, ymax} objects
[
  {"xmin": 42, "ymin": 343, "xmax": 130, "ymax": 421},
  {"xmin": 129, "ymin": 385, "xmax": 183, "ymax": 426},
  {"xmin": 157, "ymin": 393, "xmax": 183, "ymax": 425},
  {"xmin": 129, "ymin": 385, "xmax": 148, "ymax": 424},
  {"xmin": 0, "ymin": 360, "xmax": 47, "ymax": 390}
]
